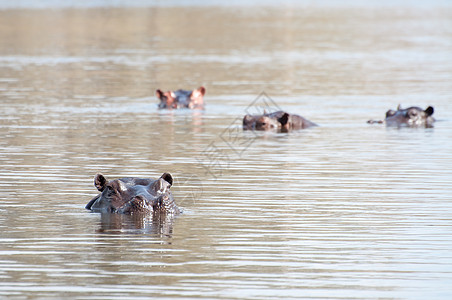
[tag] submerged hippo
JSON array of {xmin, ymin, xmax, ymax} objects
[
  {"xmin": 243, "ymin": 110, "xmax": 317, "ymax": 132},
  {"xmin": 85, "ymin": 173, "xmax": 180, "ymax": 215},
  {"xmin": 156, "ymin": 86, "xmax": 205, "ymax": 109},
  {"xmin": 367, "ymin": 105, "xmax": 435, "ymax": 128}
]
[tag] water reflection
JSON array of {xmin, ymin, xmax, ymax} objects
[{"xmin": 96, "ymin": 212, "xmax": 178, "ymax": 237}]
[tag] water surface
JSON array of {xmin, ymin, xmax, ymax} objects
[{"xmin": 1, "ymin": 2, "xmax": 452, "ymax": 299}]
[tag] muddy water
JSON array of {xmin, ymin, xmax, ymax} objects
[{"xmin": 1, "ymin": 2, "xmax": 452, "ymax": 299}]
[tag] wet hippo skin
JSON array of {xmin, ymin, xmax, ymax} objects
[
  {"xmin": 368, "ymin": 105, "xmax": 435, "ymax": 128},
  {"xmin": 243, "ymin": 110, "xmax": 317, "ymax": 132},
  {"xmin": 85, "ymin": 173, "xmax": 180, "ymax": 215}
]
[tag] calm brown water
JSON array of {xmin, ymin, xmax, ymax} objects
[{"xmin": 1, "ymin": 1, "xmax": 452, "ymax": 299}]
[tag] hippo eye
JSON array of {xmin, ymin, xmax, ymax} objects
[
  {"xmin": 105, "ymin": 186, "xmax": 116, "ymax": 196},
  {"xmin": 408, "ymin": 110, "xmax": 418, "ymax": 117}
]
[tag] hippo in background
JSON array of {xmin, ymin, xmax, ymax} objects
[
  {"xmin": 243, "ymin": 110, "xmax": 317, "ymax": 132},
  {"xmin": 156, "ymin": 86, "xmax": 205, "ymax": 109},
  {"xmin": 368, "ymin": 105, "xmax": 435, "ymax": 128},
  {"xmin": 85, "ymin": 173, "xmax": 180, "ymax": 215}
]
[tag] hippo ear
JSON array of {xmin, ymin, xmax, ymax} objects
[
  {"xmin": 192, "ymin": 86, "xmax": 206, "ymax": 98},
  {"xmin": 156, "ymin": 89, "xmax": 164, "ymax": 99},
  {"xmin": 152, "ymin": 177, "xmax": 171, "ymax": 194},
  {"xmin": 386, "ymin": 109, "xmax": 396, "ymax": 118},
  {"xmin": 243, "ymin": 114, "xmax": 253, "ymax": 123},
  {"xmin": 278, "ymin": 113, "xmax": 290, "ymax": 126},
  {"xmin": 160, "ymin": 172, "xmax": 173, "ymax": 186},
  {"xmin": 425, "ymin": 106, "xmax": 434, "ymax": 116},
  {"xmin": 397, "ymin": 104, "xmax": 403, "ymax": 110},
  {"xmin": 94, "ymin": 173, "xmax": 107, "ymax": 192},
  {"xmin": 243, "ymin": 115, "xmax": 254, "ymax": 128},
  {"xmin": 198, "ymin": 86, "xmax": 206, "ymax": 96}
]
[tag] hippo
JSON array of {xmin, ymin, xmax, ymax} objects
[
  {"xmin": 243, "ymin": 110, "xmax": 317, "ymax": 132},
  {"xmin": 367, "ymin": 105, "xmax": 435, "ymax": 128},
  {"xmin": 85, "ymin": 173, "xmax": 180, "ymax": 215},
  {"xmin": 156, "ymin": 86, "xmax": 205, "ymax": 109}
]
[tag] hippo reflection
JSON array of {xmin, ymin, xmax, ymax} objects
[
  {"xmin": 85, "ymin": 173, "xmax": 180, "ymax": 215},
  {"xmin": 368, "ymin": 105, "xmax": 435, "ymax": 128},
  {"xmin": 243, "ymin": 110, "xmax": 317, "ymax": 132},
  {"xmin": 96, "ymin": 212, "xmax": 177, "ymax": 236},
  {"xmin": 156, "ymin": 86, "xmax": 205, "ymax": 109}
]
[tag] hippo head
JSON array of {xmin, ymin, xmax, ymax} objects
[
  {"xmin": 385, "ymin": 105, "xmax": 435, "ymax": 127},
  {"xmin": 242, "ymin": 111, "xmax": 290, "ymax": 131},
  {"xmin": 85, "ymin": 173, "xmax": 179, "ymax": 214},
  {"xmin": 156, "ymin": 86, "xmax": 205, "ymax": 109},
  {"xmin": 254, "ymin": 114, "xmax": 286, "ymax": 130}
]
